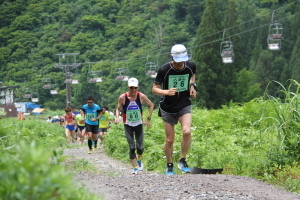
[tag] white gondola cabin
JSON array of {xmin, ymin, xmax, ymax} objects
[
  {"xmin": 31, "ymin": 92, "xmax": 39, "ymax": 102},
  {"xmin": 115, "ymin": 68, "xmax": 129, "ymax": 81},
  {"xmin": 145, "ymin": 62, "xmax": 158, "ymax": 77},
  {"xmin": 220, "ymin": 41, "xmax": 234, "ymax": 64},
  {"xmin": 42, "ymin": 78, "xmax": 51, "ymax": 89},
  {"xmin": 267, "ymin": 22, "xmax": 283, "ymax": 50},
  {"xmin": 88, "ymin": 71, "xmax": 103, "ymax": 83}
]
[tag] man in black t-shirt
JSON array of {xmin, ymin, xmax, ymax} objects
[{"xmin": 152, "ymin": 44, "xmax": 196, "ymax": 175}]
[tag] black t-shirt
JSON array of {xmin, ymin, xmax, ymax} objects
[{"xmin": 154, "ymin": 61, "xmax": 196, "ymax": 113}]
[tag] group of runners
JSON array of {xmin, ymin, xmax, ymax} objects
[
  {"xmin": 62, "ymin": 103, "xmax": 113, "ymax": 148},
  {"xmin": 59, "ymin": 44, "xmax": 197, "ymax": 175}
]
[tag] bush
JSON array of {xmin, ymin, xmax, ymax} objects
[{"xmin": 0, "ymin": 141, "xmax": 98, "ymax": 200}]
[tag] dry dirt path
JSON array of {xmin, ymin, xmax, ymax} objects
[{"xmin": 63, "ymin": 145, "xmax": 300, "ymax": 200}]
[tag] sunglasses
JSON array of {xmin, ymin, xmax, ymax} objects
[
  {"xmin": 129, "ymin": 87, "xmax": 138, "ymax": 89},
  {"xmin": 87, "ymin": 101, "xmax": 94, "ymax": 104}
]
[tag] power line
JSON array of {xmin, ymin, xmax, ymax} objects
[
  {"xmin": 78, "ymin": 1, "xmax": 300, "ymax": 65},
  {"xmin": 120, "ymin": 1, "xmax": 300, "ymax": 61},
  {"xmin": 190, "ymin": 10, "xmax": 300, "ymax": 51},
  {"xmin": 192, "ymin": 0, "xmax": 300, "ymax": 43}
]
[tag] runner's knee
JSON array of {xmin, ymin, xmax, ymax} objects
[
  {"xmin": 129, "ymin": 148, "xmax": 136, "ymax": 159},
  {"xmin": 136, "ymin": 148, "xmax": 143, "ymax": 155}
]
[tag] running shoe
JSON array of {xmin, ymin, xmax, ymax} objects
[
  {"xmin": 93, "ymin": 147, "xmax": 97, "ymax": 151},
  {"xmin": 88, "ymin": 150, "xmax": 92, "ymax": 154},
  {"xmin": 178, "ymin": 160, "xmax": 191, "ymax": 173},
  {"xmin": 132, "ymin": 167, "xmax": 139, "ymax": 175},
  {"xmin": 137, "ymin": 160, "xmax": 143, "ymax": 171},
  {"xmin": 165, "ymin": 164, "xmax": 175, "ymax": 175}
]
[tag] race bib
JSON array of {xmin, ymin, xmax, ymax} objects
[
  {"xmin": 168, "ymin": 74, "xmax": 189, "ymax": 92},
  {"xmin": 100, "ymin": 115, "xmax": 107, "ymax": 120},
  {"xmin": 127, "ymin": 109, "xmax": 141, "ymax": 122},
  {"xmin": 86, "ymin": 113, "xmax": 95, "ymax": 120}
]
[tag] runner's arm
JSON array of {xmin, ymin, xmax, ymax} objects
[
  {"xmin": 152, "ymin": 83, "xmax": 177, "ymax": 96},
  {"xmin": 114, "ymin": 95, "xmax": 124, "ymax": 124},
  {"xmin": 189, "ymin": 74, "xmax": 196, "ymax": 98},
  {"xmin": 140, "ymin": 94, "xmax": 154, "ymax": 119},
  {"xmin": 140, "ymin": 94, "xmax": 154, "ymax": 129}
]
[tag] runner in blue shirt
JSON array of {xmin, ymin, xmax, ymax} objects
[{"xmin": 81, "ymin": 96, "xmax": 102, "ymax": 154}]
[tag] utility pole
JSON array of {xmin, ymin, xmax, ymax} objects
[{"xmin": 54, "ymin": 53, "xmax": 80, "ymax": 107}]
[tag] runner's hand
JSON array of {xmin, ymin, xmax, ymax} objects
[
  {"xmin": 190, "ymin": 87, "xmax": 196, "ymax": 98},
  {"xmin": 167, "ymin": 88, "xmax": 177, "ymax": 96},
  {"xmin": 144, "ymin": 120, "xmax": 151, "ymax": 129}
]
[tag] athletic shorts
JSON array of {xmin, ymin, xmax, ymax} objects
[
  {"xmin": 98, "ymin": 128, "xmax": 108, "ymax": 133},
  {"xmin": 65, "ymin": 125, "xmax": 75, "ymax": 131},
  {"xmin": 77, "ymin": 126, "xmax": 85, "ymax": 131},
  {"xmin": 85, "ymin": 124, "xmax": 98, "ymax": 134},
  {"xmin": 159, "ymin": 106, "xmax": 191, "ymax": 125}
]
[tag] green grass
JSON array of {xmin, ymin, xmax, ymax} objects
[
  {"xmin": 0, "ymin": 117, "xmax": 101, "ymax": 200},
  {"xmin": 103, "ymin": 80, "xmax": 300, "ymax": 194},
  {"xmin": 1, "ymin": 80, "xmax": 300, "ymax": 195}
]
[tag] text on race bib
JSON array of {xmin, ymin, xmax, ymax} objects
[
  {"xmin": 86, "ymin": 113, "xmax": 96, "ymax": 120},
  {"xmin": 168, "ymin": 74, "xmax": 189, "ymax": 92},
  {"xmin": 127, "ymin": 109, "xmax": 141, "ymax": 122}
]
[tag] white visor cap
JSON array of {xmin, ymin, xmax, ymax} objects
[
  {"xmin": 171, "ymin": 44, "xmax": 189, "ymax": 62},
  {"xmin": 128, "ymin": 77, "xmax": 139, "ymax": 87}
]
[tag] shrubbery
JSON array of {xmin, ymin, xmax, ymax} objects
[{"xmin": 0, "ymin": 117, "xmax": 99, "ymax": 200}]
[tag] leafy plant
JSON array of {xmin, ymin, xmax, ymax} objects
[{"xmin": 0, "ymin": 141, "xmax": 98, "ymax": 200}]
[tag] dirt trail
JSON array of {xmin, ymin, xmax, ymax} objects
[{"xmin": 64, "ymin": 145, "xmax": 300, "ymax": 200}]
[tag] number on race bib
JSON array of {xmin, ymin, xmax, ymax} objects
[
  {"xmin": 127, "ymin": 110, "xmax": 141, "ymax": 122},
  {"xmin": 86, "ymin": 113, "xmax": 95, "ymax": 120},
  {"xmin": 168, "ymin": 74, "xmax": 189, "ymax": 92}
]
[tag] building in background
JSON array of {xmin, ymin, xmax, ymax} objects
[{"xmin": 0, "ymin": 84, "xmax": 20, "ymax": 117}]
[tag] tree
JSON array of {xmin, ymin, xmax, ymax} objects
[
  {"xmin": 194, "ymin": 0, "xmax": 234, "ymax": 109},
  {"xmin": 289, "ymin": 31, "xmax": 300, "ymax": 83}
]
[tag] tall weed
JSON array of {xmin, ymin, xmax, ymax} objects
[{"xmin": 0, "ymin": 141, "xmax": 98, "ymax": 200}]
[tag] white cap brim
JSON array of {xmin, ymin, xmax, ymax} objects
[
  {"xmin": 128, "ymin": 83, "xmax": 138, "ymax": 87},
  {"xmin": 173, "ymin": 55, "xmax": 189, "ymax": 62}
]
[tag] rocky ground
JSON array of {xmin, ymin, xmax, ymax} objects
[{"xmin": 63, "ymin": 145, "xmax": 300, "ymax": 200}]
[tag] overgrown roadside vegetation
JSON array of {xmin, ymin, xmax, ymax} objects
[
  {"xmin": 105, "ymin": 80, "xmax": 300, "ymax": 194},
  {"xmin": 0, "ymin": 117, "xmax": 100, "ymax": 200},
  {"xmin": 1, "ymin": 81, "xmax": 300, "ymax": 199}
]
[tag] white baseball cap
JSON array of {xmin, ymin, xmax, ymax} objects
[
  {"xmin": 128, "ymin": 77, "xmax": 139, "ymax": 87},
  {"xmin": 171, "ymin": 44, "xmax": 189, "ymax": 62}
]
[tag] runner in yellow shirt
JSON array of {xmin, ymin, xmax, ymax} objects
[
  {"xmin": 76, "ymin": 108, "xmax": 86, "ymax": 144},
  {"xmin": 98, "ymin": 106, "xmax": 112, "ymax": 143}
]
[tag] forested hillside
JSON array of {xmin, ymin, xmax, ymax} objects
[{"xmin": 0, "ymin": 0, "xmax": 299, "ymax": 110}]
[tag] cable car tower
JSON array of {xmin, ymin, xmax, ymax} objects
[
  {"xmin": 220, "ymin": 29, "xmax": 234, "ymax": 64},
  {"xmin": 87, "ymin": 63, "xmax": 103, "ymax": 83},
  {"xmin": 54, "ymin": 53, "xmax": 81, "ymax": 107},
  {"xmin": 145, "ymin": 55, "xmax": 158, "ymax": 78},
  {"xmin": 267, "ymin": 10, "xmax": 283, "ymax": 50}
]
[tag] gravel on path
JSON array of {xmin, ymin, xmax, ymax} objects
[{"xmin": 64, "ymin": 145, "xmax": 300, "ymax": 200}]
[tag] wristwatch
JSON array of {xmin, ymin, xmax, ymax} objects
[
  {"xmin": 190, "ymin": 83, "xmax": 197, "ymax": 90},
  {"xmin": 147, "ymin": 117, "xmax": 151, "ymax": 120}
]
